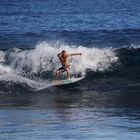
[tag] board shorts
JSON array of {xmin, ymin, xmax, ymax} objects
[{"xmin": 57, "ymin": 65, "xmax": 70, "ymax": 73}]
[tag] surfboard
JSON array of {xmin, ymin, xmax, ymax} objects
[{"xmin": 53, "ymin": 77, "xmax": 84, "ymax": 86}]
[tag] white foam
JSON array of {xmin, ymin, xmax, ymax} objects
[
  {"xmin": 0, "ymin": 42, "xmax": 118, "ymax": 90},
  {"xmin": 0, "ymin": 64, "xmax": 12, "ymax": 75},
  {"xmin": 0, "ymin": 74, "xmax": 51, "ymax": 91},
  {"xmin": 0, "ymin": 51, "xmax": 5, "ymax": 62},
  {"xmin": 0, "ymin": 51, "xmax": 13, "ymax": 74},
  {"xmin": 7, "ymin": 42, "xmax": 118, "ymax": 74}
]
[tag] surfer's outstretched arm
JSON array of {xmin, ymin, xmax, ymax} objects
[{"xmin": 68, "ymin": 53, "xmax": 82, "ymax": 57}]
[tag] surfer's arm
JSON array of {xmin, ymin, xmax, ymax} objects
[
  {"xmin": 57, "ymin": 53, "xmax": 62, "ymax": 57},
  {"xmin": 68, "ymin": 53, "xmax": 82, "ymax": 57}
]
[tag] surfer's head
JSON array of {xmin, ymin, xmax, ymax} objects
[{"xmin": 62, "ymin": 50, "xmax": 66, "ymax": 55}]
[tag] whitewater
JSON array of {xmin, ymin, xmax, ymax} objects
[{"xmin": 0, "ymin": 42, "xmax": 118, "ymax": 91}]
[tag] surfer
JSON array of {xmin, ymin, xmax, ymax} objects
[{"xmin": 55, "ymin": 50, "xmax": 82, "ymax": 79}]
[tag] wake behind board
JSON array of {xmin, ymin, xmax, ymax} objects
[{"xmin": 53, "ymin": 77, "xmax": 84, "ymax": 86}]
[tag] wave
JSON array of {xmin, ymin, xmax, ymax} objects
[{"xmin": 0, "ymin": 42, "xmax": 139, "ymax": 93}]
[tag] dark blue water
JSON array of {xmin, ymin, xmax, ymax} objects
[
  {"xmin": 0, "ymin": 0, "xmax": 140, "ymax": 140},
  {"xmin": 0, "ymin": 0, "xmax": 140, "ymax": 48}
]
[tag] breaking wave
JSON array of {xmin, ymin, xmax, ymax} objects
[{"xmin": 0, "ymin": 42, "xmax": 139, "ymax": 93}]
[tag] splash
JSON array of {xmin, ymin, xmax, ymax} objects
[
  {"xmin": 6, "ymin": 42, "xmax": 118, "ymax": 74},
  {"xmin": 0, "ymin": 42, "xmax": 118, "ymax": 91}
]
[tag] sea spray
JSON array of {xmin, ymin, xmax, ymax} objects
[{"xmin": 0, "ymin": 42, "xmax": 118, "ymax": 91}]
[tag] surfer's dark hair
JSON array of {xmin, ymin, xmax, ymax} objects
[{"xmin": 62, "ymin": 50, "xmax": 66, "ymax": 53}]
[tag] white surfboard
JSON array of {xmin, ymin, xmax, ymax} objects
[{"xmin": 52, "ymin": 77, "xmax": 84, "ymax": 86}]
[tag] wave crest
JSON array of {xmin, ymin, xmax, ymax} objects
[{"xmin": 0, "ymin": 42, "xmax": 119, "ymax": 91}]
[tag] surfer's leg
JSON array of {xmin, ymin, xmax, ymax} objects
[
  {"xmin": 55, "ymin": 70, "xmax": 59, "ymax": 79},
  {"xmin": 55, "ymin": 67, "xmax": 64, "ymax": 79},
  {"xmin": 66, "ymin": 67, "xmax": 70, "ymax": 79},
  {"xmin": 55, "ymin": 69, "xmax": 60, "ymax": 79}
]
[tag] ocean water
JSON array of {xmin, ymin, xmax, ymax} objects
[{"xmin": 0, "ymin": 0, "xmax": 140, "ymax": 140}]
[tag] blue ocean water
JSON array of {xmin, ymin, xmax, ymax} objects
[
  {"xmin": 0, "ymin": 0, "xmax": 140, "ymax": 140},
  {"xmin": 0, "ymin": 0, "xmax": 140, "ymax": 48}
]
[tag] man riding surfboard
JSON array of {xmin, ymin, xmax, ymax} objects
[{"xmin": 55, "ymin": 50, "xmax": 82, "ymax": 79}]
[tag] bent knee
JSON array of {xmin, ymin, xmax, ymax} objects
[{"xmin": 66, "ymin": 68, "xmax": 70, "ymax": 72}]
